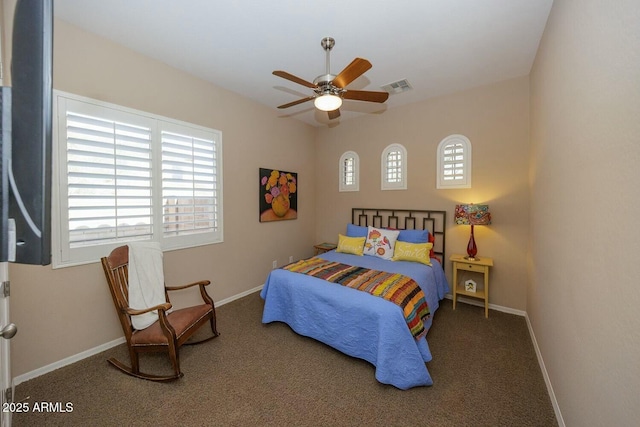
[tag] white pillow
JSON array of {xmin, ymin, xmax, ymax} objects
[{"xmin": 363, "ymin": 226, "xmax": 400, "ymax": 260}]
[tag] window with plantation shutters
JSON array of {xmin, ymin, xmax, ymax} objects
[
  {"xmin": 339, "ymin": 151, "xmax": 359, "ymax": 192},
  {"xmin": 437, "ymin": 134, "xmax": 471, "ymax": 189},
  {"xmin": 53, "ymin": 92, "xmax": 223, "ymax": 267},
  {"xmin": 381, "ymin": 143, "xmax": 407, "ymax": 190},
  {"xmin": 65, "ymin": 111, "xmax": 153, "ymax": 247},
  {"xmin": 161, "ymin": 127, "xmax": 219, "ymax": 237}
]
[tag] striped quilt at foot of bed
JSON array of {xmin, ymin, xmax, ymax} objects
[{"xmin": 283, "ymin": 257, "xmax": 431, "ymax": 340}]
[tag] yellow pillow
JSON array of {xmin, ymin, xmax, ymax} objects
[
  {"xmin": 392, "ymin": 241, "xmax": 433, "ymax": 265},
  {"xmin": 336, "ymin": 234, "xmax": 365, "ymax": 256}
]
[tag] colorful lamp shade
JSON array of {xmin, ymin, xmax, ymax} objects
[{"xmin": 455, "ymin": 204, "xmax": 491, "ymax": 260}]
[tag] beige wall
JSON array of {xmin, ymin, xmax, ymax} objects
[
  {"xmin": 314, "ymin": 76, "xmax": 531, "ymax": 311},
  {"xmin": 6, "ymin": 19, "xmax": 317, "ymax": 377},
  {"xmin": 529, "ymin": 0, "xmax": 640, "ymax": 425}
]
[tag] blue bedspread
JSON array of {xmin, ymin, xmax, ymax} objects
[{"xmin": 260, "ymin": 251, "xmax": 449, "ymax": 389}]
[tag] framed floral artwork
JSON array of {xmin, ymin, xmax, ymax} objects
[{"xmin": 259, "ymin": 168, "xmax": 298, "ymax": 222}]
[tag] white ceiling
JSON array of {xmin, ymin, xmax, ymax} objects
[{"xmin": 54, "ymin": 0, "xmax": 553, "ymax": 126}]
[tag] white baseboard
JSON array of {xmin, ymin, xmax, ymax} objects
[
  {"xmin": 13, "ymin": 336, "xmax": 126, "ymax": 386},
  {"xmin": 443, "ymin": 293, "xmax": 526, "ymax": 317},
  {"xmin": 13, "ymin": 284, "xmax": 265, "ymax": 386},
  {"xmin": 525, "ymin": 313, "xmax": 565, "ymax": 427},
  {"xmin": 216, "ymin": 284, "xmax": 263, "ymax": 306}
]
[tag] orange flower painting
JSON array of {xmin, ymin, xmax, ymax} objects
[{"xmin": 259, "ymin": 168, "xmax": 298, "ymax": 222}]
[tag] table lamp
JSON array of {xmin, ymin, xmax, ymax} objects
[{"xmin": 454, "ymin": 204, "xmax": 491, "ymax": 260}]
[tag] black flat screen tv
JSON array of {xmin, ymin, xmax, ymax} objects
[{"xmin": 0, "ymin": 0, "xmax": 53, "ymax": 265}]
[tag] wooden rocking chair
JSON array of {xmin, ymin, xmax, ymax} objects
[{"xmin": 101, "ymin": 245, "xmax": 219, "ymax": 381}]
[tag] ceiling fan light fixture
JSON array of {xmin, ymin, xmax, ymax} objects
[
  {"xmin": 314, "ymin": 94, "xmax": 342, "ymax": 111},
  {"xmin": 273, "ymin": 37, "xmax": 388, "ymax": 120}
]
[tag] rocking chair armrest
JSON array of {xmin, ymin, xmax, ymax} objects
[
  {"xmin": 165, "ymin": 280, "xmax": 211, "ymax": 291},
  {"xmin": 166, "ymin": 280, "xmax": 214, "ymax": 306},
  {"xmin": 124, "ymin": 302, "xmax": 172, "ymax": 316}
]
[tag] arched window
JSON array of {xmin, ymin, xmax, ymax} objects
[
  {"xmin": 339, "ymin": 151, "xmax": 359, "ymax": 192},
  {"xmin": 381, "ymin": 143, "xmax": 407, "ymax": 190},
  {"xmin": 437, "ymin": 134, "xmax": 472, "ymax": 189}
]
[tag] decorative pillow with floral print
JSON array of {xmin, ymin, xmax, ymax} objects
[{"xmin": 363, "ymin": 226, "xmax": 400, "ymax": 260}]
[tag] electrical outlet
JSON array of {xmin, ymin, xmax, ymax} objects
[
  {"xmin": 289, "ymin": 256, "xmax": 293, "ymax": 263},
  {"xmin": 272, "ymin": 260, "xmax": 277, "ymax": 269}
]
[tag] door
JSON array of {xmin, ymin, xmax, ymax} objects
[
  {"xmin": 0, "ymin": 19, "xmax": 14, "ymax": 426},
  {"xmin": 0, "ymin": 262, "xmax": 13, "ymax": 427}
]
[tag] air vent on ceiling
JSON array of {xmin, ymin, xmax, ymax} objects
[{"xmin": 381, "ymin": 79, "xmax": 412, "ymax": 94}]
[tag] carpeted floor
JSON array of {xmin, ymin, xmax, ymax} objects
[{"xmin": 12, "ymin": 292, "xmax": 557, "ymax": 426}]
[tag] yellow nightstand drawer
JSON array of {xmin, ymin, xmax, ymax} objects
[{"xmin": 456, "ymin": 262, "xmax": 486, "ymax": 273}]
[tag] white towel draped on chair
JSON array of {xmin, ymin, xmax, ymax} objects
[{"xmin": 128, "ymin": 242, "xmax": 167, "ymax": 330}]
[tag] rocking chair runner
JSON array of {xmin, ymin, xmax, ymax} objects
[{"xmin": 101, "ymin": 245, "xmax": 219, "ymax": 381}]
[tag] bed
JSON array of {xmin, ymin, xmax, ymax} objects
[{"xmin": 260, "ymin": 208, "xmax": 449, "ymax": 389}]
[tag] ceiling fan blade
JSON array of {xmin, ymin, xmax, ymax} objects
[
  {"xmin": 277, "ymin": 96, "xmax": 315, "ymax": 109},
  {"xmin": 332, "ymin": 58, "xmax": 372, "ymax": 88},
  {"xmin": 273, "ymin": 70, "xmax": 317, "ymax": 89},
  {"xmin": 343, "ymin": 89, "xmax": 389, "ymax": 103},
  {"xmin": 327, "ymin": 109, "xmax": 341, "ymax": 120}
]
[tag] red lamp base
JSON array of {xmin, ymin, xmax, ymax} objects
[{"xmin": 466, "ymin": 224, "xmax": 478, "ymax": 260}]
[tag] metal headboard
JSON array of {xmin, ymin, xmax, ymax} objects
[{"xmin": 351, "ymin": 208, "xmax": 446, "ymax": 262}]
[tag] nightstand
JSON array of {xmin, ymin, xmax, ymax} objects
[
  {"xmin": 450, "ymin": 254, "xmax": 494, "ymax": 318},
  {"xmin": 314, "ymin": 242, "xmax": 337, "ymax": 255}
]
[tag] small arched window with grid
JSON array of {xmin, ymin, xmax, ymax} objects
[
  {"xmin": 339, "ymin": 151, "xmax": 359, "ymax": 192},
  {"xmin": 437, "ymin": 134, "xmax": 472, "ymax": 189},
  {"xmin": 381, "ymin": 143, "xmax": 407, "ymax": 190}
]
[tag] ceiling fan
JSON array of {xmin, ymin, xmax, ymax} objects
[{"xmin": 273, "ymin": 37, "xmax": 389, "ymax": 120}]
